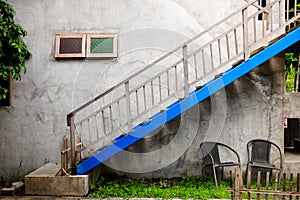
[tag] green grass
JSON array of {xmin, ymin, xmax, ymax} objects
[
  {"xmin": 88, "ymin": 176, "xmax": 232, "ymax": 199},
  {"xmin": 88, "ymin": 173, "xmax": 297, "ymax": 199}
]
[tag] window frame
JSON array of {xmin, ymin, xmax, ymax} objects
[{"xmin": 55, "ymin": 34, "xmax": 86, "ymax": 58}]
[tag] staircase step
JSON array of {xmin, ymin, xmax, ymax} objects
[
  {"xmin": 232, "ymin": 59, "xmax": 244, "ymax": 68},
  {"xmin": 196, "ymin": 85, "xmax": 204, "ymax": 90},
  {"xmin": 140, "ymin": 118, "xmax": 151, "ymax": 124},
  {"xmin": 160, "ymin": 107, "xmax": 168, "ymax": 112},
  {"xmin": 250, "ymin": 46, "xmax": 266, "ymax": 57},
  {"xmin": 269, "ymin": 34, "xmax": 285, "ymax": 45},
  {"xmin": 286, "ymin": 24, "xmax": 300, "ymax": 33},
  {"xmin": 214, "ymin": 72, "xmax": 225, "ymax": 79},
  {"xmin": 115, "ymin": 133, "xmax": 127, "ymax": 141}
]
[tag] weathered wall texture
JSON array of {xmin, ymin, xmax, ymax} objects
[
  {"xmin": 285, "ymin": 93, "xmax": 300, "ymax": 118},
  {"xmin": 0, "ymin": 0, "xmax": 285, "ymax": 178},
  {"xmin": 100, "ymin": 54, "xmax": 285, "ymax": 178}
]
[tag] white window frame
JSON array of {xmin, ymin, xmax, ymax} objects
[{"xmin": 55, "ymin": 34, "xmax": 86, "ymax": 58}]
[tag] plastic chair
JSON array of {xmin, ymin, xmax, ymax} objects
[
  {"xmin": 200, "ymin": 141, "xmax": 241, "ymax": 190},
  {"xmin": 246, "ymin": 139, "xmax": 283, "ymax": 180}
]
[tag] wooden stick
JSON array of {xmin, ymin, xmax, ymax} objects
[
  {"xmin": 290, "ymin": 173, "xmax": 294, "ymax": 200},
  {"xmin": 297, "ymin": 173, "xmax": 300, "ymax": 200},
  {"xmin": 266, "ymin": 171, "xmax": 270, "ymax": 200},
  {"xmin": 247, "ymin": 170, "xmax": 251, "ymax": 200},
  {"xmin": 274, "ymin": 172, "xmax": 279, "ymax": 200},
  {"xmin": 283, "ymin": 173, "xmax": 287, "ymax": 200},
  {"xmin": 234, "ymin": 168, "xmax": 241, "ymax": 200},
  {"xmin": 257, "ymin": 171, "xmax": 261, "ymax": 200}
]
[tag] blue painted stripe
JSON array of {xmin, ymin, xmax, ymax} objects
[{"xmin": 77, "ymin": 27, "xmax": 300, "ymax": 175}]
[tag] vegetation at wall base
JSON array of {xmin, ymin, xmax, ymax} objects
[
  {"xmin": 88, "ymin": 175, "xmax": 232, "ymax": 199},
  {"xmin": 0, "ymin": 0, "xmax": 31, "ymax": 101},
  {"xmin": 285, "ymin": 53, "xmax": 299, "ymax": 92}
]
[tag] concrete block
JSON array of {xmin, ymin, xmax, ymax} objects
[{"xmin": 25, "ymin": 163, "xmax": 89, "ymax": 196}]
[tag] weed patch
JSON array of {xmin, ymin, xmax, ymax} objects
[{"xmin": 88, "ymin": 175, "xmax": 232, "ymax": 199}]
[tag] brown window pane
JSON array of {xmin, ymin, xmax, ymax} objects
[{"xmin": 59, "ymin": 38, "xmax": 83, "ymax": 54}]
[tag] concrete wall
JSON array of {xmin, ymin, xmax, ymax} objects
[
  {"xmin": 285, "ymin": 92, "xmax": 300, "ymax": 118},
  {"xmin": 0, "ymin": 0, "xmax": 285, "ymax": 178},
  {"xmin": 101, "ymin": 54, "xmax": 285, "ymax": 178}
]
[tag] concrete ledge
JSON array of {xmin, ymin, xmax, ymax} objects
[{"xmin": 25, "ymin": 163, "xmax": 89, "ymax": 196}]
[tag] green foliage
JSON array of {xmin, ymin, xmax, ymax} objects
[
  {"xmin": 292, "ymin": 3, "xmax": 300, "ymax": 10},
  {"xmin": 88, "ymin": 176, "xmax": 232, "ymax": 199},
  {"xmin": 285, "ymin": 53, "xmax": 299, "ymax": 92},
  {"xmin": 16, "ymin": 160, "xmax": 24, "ymax": 181},
  {"xmin": 0, "ymin": 0, "xmax": 31, "ymax": 100},
  {"xmin": 286, "ymin": 66, "xmax": 297, "ymax": 92}
]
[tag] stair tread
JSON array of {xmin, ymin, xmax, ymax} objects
[
  {"xmin": 196, "ymin": 85, "xmax": 204, "ymax": 90},
  {"xmin": 250, "ymin": 46, "xmax": 266, "ymax": 57},
  {"xmin": 214, "ymin": 72, "xmax": 225, "ymax": 79},
  {"xmin": 269, "ymin": 34, "xmax": 285, "ymax": 45},
  {"xmin": 232, "ymin": 59, "xmax": 244, "ymax": 68}
]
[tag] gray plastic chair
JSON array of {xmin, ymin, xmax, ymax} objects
[{"xmin": 200, "ymin": 141, "xmax": 241, "ymax": 190}]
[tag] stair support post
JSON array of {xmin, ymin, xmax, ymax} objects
[
  {"xmin": 242, "ymin": 8, "xmax": 250, "ymax": 60},
  {"xmin": 68, "ymin": 114, "xmax": 77, "ymax": 174},
  {"xmin": 125, "ymin": 81, "xmax": 132, "ymax": 133},
  {"xmin": 183, "ymin": 44, "xmax": 189, "ymax": 98}
]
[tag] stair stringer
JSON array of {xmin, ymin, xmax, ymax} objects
[{"xmin": 76, "ymin": 27, "xmax": 300, "ymax": 175}]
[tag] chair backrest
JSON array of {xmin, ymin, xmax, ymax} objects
[
  {"xmin": 247, "ymin": 139, "xmax": 284, "ymax": 167},
  {"xmin": 251, "ymin": 140, "xmax": 271, "ymax": 164},
  {"xmin": 200, "ymin": 142, "xmax": 221, "ymax": 165}
]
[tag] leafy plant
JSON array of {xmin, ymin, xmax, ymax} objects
[{"xmin": 0, "ymin": 0, "xmax": 31, "ymax": 100}]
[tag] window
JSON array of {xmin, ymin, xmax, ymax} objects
[
  {"xmin": 284, "ymin": 118, "xmax": 300, "ymax": 150},
  {"xmin": 55, "ymin": 34, "xmax": 86, "ymax": 58},
  {"xmin": 0, "ymin": 72, "xmax": 12, "ymax": 106},
  {"xmin": 54, "ymin": 34, "xmax": 118, "ymax": 59},
  {"xmin": 86, "ymin": 34, "xmax": 118, "ymax": 58}
]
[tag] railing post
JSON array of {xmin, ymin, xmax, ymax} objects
[
  {"xmin": 242, "ymin": 8, "xmax": 250, "ymax": 60},
  {"xmin": 285, "ymin": 0, "xmax": 289, "ymax": 24},
  {"xmin": 67, "ymin": 114, "xmax": 77, "ymax": 174},
  {"xmin": 234, "ymin": 168, "xmax": 241, "ymax": 200},
  {"xmin": 125, "ymin": 81, "xmax": 132, "ymax": 133},
  {"xmin": 182, "ymin": 44, "xmax": 189, "ymax": 97},
  {"xmin": 279, "ymin": 0, "xmax": 282, "ymax": 27}
]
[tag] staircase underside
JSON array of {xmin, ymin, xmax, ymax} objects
[{"xmin": 76, "ymin": 27, "xmax": 300, "ymax": 175}]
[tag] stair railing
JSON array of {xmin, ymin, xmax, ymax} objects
[{"xmin": 65, "ymin": 0, "xmax": 299, "ymax": 173}]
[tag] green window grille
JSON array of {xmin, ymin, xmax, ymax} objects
[{"xmin": 90, "ymin": 38, "xmax": 114, "ymax": 54}]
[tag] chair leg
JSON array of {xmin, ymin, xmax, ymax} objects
[
  {"xmin": 212, "ymin": 166, "xmax": 219, "ymax": 190},
  {"xmin": 277, "ymin": 169, "xmax": 282, "ymax": 190},
  {"xmin": 221, "ymin": 166, "xmax": 224, "ymax": 180}
]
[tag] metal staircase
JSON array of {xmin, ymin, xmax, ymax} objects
[{"xmin": 62, "ymin": 0, "xmax": 300, "ymax": 175}]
